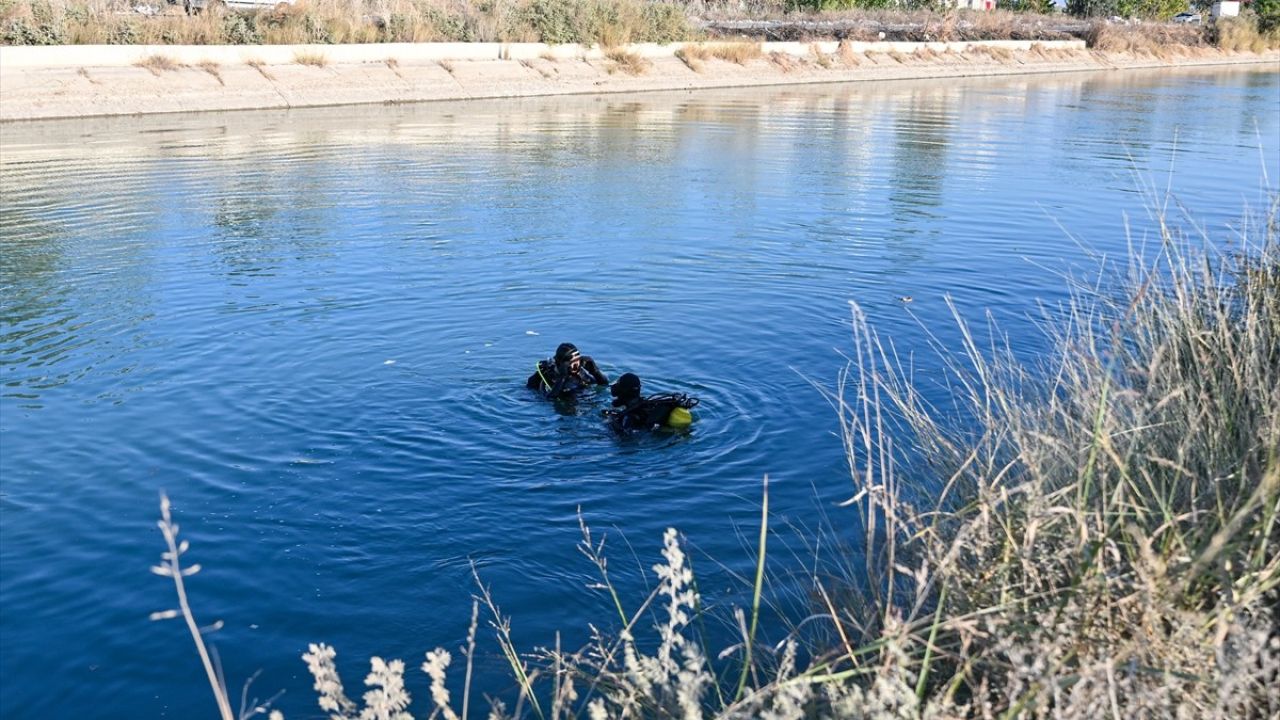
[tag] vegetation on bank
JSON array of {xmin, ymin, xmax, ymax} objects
[
  {"xmin": 155, "ymin": 195, "xmax": 1279, "ymax": 719},
  {"xmin": 1, "ymin": 0, "xmax": 1278, "ymax": 48}
]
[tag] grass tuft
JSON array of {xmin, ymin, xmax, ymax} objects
[
  {"xmin": 135, "ymin": 53, "xmax": 182, "ymax": 76},
  {"xmin": 675, "ymin": 43, "xmax": 708, "ymax": 71},
  {"xmin": 810, "ymin": 43, "xmax": 833, "ymax": 68},
  {"xmin": 293, "ymin": 50, "xmax": 328, "ymax": 67},
  {"xmin": 767, "ymin": 50, "xmax": 798, "ymax": 72},
  {"xmin": 604, "ymin": 47, "xmax": 649, "ymax": 75},
  {"xmin": 195, "ymin": 59, "xmax": 223, "ymax": 85},
  {"xmin": 708, "ymin": 41, "xmax": 762, "ymax": 65},
  {"xmin": 970, "ymin": 42, "xmax": 1013, "ymax": 62},
  {"xmin": 837, "ymin": 39, "xmax": 861, "ymax": 65},
  {"xmin": 244, "ymin": 57, "xmax": 275, "ymax": 80}
]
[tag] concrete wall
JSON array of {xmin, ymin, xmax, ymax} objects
[{"xmin": 0, "ymin": 39, "xmax": 1087, "ymax": 70}]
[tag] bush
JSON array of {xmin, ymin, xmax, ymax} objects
[
  {"xmin": 640, "ymin": 2, "xmax": 691, "ymax": 44},
  {"xmin": 221, "ymin": 12, "xmax": 263, "ymax": 44},
  {"xmin": 528, "ymin": 0, "xmax": 579, "ymax": 43},
  {"xmin": 1213, "ymin": 12, "xmax": 1279, "ymax": 51},
  {"xmin": 1, "ymin": 0, "xmax": 63, "ymax": 44}
]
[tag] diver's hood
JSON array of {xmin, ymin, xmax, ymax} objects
[{"xmin": 611, "ymin": 373, "xmax": 642, "ymax": 406}]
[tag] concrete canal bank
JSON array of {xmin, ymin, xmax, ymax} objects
[{"xmin": 1, "ymin": 39, "xmax": 1275, "ymax": 121}]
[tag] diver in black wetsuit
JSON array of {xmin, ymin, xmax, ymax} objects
[
  {"xmin": 527, "ymin": 342, "xmax": 609, "ymax": 399},
  {"xmin": 605, "ymin": 373, "xmax": 699, "ymax": 434}
]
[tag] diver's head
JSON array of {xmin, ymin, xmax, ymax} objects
[
  {"xmin": 611, "ymin": 373, "xmax": 642, "ymax": 406},
  {"xmin": 555, "ymin": 342, "xmax": 582, "ymax": 373}
]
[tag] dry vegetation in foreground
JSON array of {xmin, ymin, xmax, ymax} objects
[{"xmin": 154, "ymin": 195, "xmax": 1279, "ymax": 719}]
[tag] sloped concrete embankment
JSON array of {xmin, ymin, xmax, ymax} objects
[{"xmin": 0, "ymin": 40, "xmax": 1275, "ymax": 121}]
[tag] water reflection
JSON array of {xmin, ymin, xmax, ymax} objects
[{"xmin": 2, "ymin": 68, "xmax": 1276, "ymax": 408}]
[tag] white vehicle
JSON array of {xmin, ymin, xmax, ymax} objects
[
  {"xmin": 181, "ymin": 0, "xmax": 293, "ymax": 14},
  {"xmin": 1172, "ymin": 12, "xmax": 1202, "ymax": 23}
]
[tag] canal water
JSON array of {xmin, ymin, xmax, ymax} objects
[{"xmin": 2, "ymin": 66, "xmax": 1276, "ymax": 718}]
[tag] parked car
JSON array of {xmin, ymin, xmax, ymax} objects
[
  {"xmin": 1172, "ymin": 12, "xmax": 1202, "ymax": 23},
  {"xmin": 180, "ymin": 0, "xmax": 293, "ymax": 14}
]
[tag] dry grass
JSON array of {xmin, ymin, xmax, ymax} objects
[
  {"xmin": 603, "ymin": 47, "xmax": 649, "ymax": 75},
  {"xmin": 244, "ymin": 57, "xmax": 275, "ymax": 80},
  {"xmin": 0, "ymin": 0, "xmax": 694, "ymax": 46},
  {"xmin": 824, "ymin": 195, "xmax": 1280, "ymax": 717},
  {"xmin": 1214, "ymin": 16, "xmax": 1278, "ymax": 52},
  {"xmin": 836, "ymin": 39, "xmax": 860, "ymax": 65},
  {"xmin": 674, "ymin": 43, "xmax": 708, "ymax": 71},
  {"xmin": 438, "ymin": 59, "xmax": 455, "ymax": 74},
  {"xmin": 767, "ymin": 50, "xmax": 797, "ymax": 72},
  {"xmin": 6, "ymin": 0, "xmax": 1267, "ymax": 51},
  {"xmin": 519, "ymin": 58, "xmax": 555, "ymax": 78},
  {"xmin": 809, "ymin": 43, "xmax": 832, "ymax": 68},
  {"xmin": 1085, "ymin": 21, "xmax": 1211, "ymax": 55},
  {"xmin": 707, "ymin": 41, "xmax": 762, "ymax": 65},
  {"xmin": 702, "ymin": 7, "xmax": 1078, "ymax": 43},
  {"xmin": 195, "ymin": 59, "xmax": 223, "ymax": 85},
  {"xmin": 884, "ymin": 48, "xmax": 906, "ymax": 63},
  {"xmin": 76, "ymin": 66, "xmax": 98, "ymax": 83},
  {"xmin": 135, "ymin": 53, "xmax": 182, "ymax": 76},
  {"xmin": 969, "ymin": 43, "xmax": 1013, "ymax": 63},
  {"xmin": 912, "ymin": 46, "xmax": 938, "ymax": 62},
  {"xmin": 293, "ymin": 50, "xmax": 328, "ymax": 67}
]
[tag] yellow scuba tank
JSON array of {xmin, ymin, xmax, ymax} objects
[{"xmin": 666, "ymin": 406, "xmax": 693, "ymax": 429}]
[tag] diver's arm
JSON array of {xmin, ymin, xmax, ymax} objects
[
  {"xmin": 583, "ymin": 357, "xmax": 609, "ymax": 385},
  {"xmin": 546, "ymin": 370, "xmax": 571, "ymax": 398}
]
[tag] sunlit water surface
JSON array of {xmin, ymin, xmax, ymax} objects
[{"xmin": 2, "ymin": 67, "xmax": 1277, "ymax": 718}]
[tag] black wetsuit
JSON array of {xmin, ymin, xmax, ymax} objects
[
  {"xmin": 526, "ymin": 357, "xmax": 608, "ymax": 399},
  {"xmin": 607, "ymin": 394, "xmax": 697, "ymax": 434}
]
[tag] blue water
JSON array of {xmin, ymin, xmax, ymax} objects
[{"xmin": 2, "ymin": 67, "xmax": 1277, "ymax": 719}]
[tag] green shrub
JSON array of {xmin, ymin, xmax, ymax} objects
[
  {"xmin": 1252, "ymin": 0, "xmax": 1280, "ymax": 32},
  {"xmin": 221, "ymin": 11, "xmax": 262, "ymax": 44},
  {"xmin": 3, "ymin": 0, "xmax": 64, "ymax": 44},
  {"xmin": 528, "ymin": 0, "xmax": 581, "ymax": 43},
  {"xmin": 420, "ymin": 6, "xmax": 472, "ymax": 41},
  {"xmin": 640, "ymin": 2, "xmax": 691, "ymax": 43},
  {"xmin": 107, "ymin": 18, "xmax": 140, "ymax": 45},
  {"xmin": 301, "ymin": 13, "xmax": 331, "ymax": 43}
]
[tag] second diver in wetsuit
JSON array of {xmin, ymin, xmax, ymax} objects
[
  {"xmin": 527, "ymin": 342, "xmax": 609, "ymax": 399},
  {"xmin": 604, "ymin": 372, "xmax": 699, "ymax": 434}
]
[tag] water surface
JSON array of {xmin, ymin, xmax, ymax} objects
[{"xmin": 2, "ymin": 66, "xmax": 1277, "ymax": 718}]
